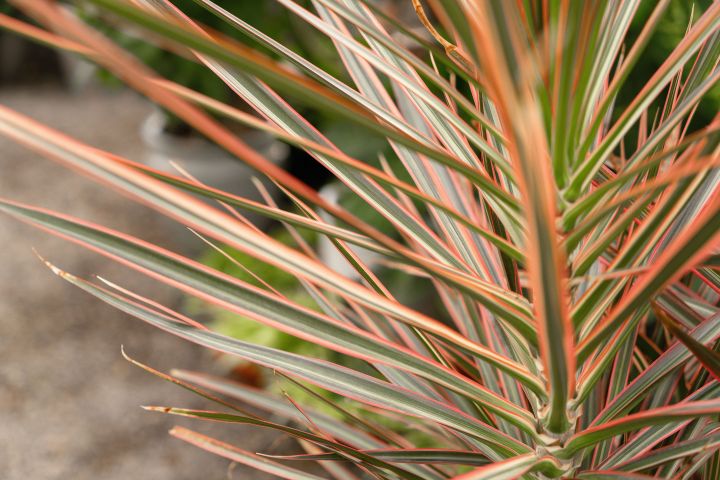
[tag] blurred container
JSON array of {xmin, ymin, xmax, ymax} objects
[{"xmin": 140, "ymin": 108, "xmax": 289, "ymax": 248}]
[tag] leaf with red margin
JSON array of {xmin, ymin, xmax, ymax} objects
[{"xmin": 655, "ymin": 304, "xmax": 720, "ymax": 382}]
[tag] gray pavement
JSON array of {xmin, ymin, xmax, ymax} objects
[{"xmin": 0, "ymin": 86, "xmax": 280, "ymax": 479}]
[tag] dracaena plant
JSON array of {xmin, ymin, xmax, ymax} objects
[{"xmin": 1, "ymin": 0, "xmax": 719, "ymax": 478}]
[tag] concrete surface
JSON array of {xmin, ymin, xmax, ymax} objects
[{"xmin": 0, "ymin": 86, "xmax": 282, "ymax": 479}]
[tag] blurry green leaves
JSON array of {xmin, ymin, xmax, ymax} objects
[
  {"xmin": 628, "ymin": 0, "xmax": 720, "ymax": 125},
  {"xmin": 82, "ymin": 0, "xmax": 338, "ymax": 102}
]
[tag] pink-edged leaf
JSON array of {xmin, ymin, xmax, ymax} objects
[
  {"xmin": 161, "ymin": 412, "xmax": 423, "ymax": 479},
  {"xmin": 613, "ymin": 428, "xmax": 720, "ymax": 472},
  {"xmin": 35, "ymin": 259, "xmax": 533, "ymax": 458},
  {"xmin": 171, "ymin": 370, "xmax": 384, "ymax": 450},
  {"xmin": 565, "ymin": 399, "xmax": 720, "ymax": 455},
  {"xmin": 265, "ymin": 448, "xmax": 490, "ymax": 466},
  {"xmin": 170, "ymin": 426, "xmax": 326, "ymax": 480},
  {"xmin": 448, "ymin": 453, "xmax": 563, "ymax": 480},
  {"xmin": 459, "ymin": 0, "xmax": 576, "ymax": 433},
  {"xmin": 0, "ymin": 102, "xmax": 537, "ymax": 346},
  {"xmin": 0, "ymin": 199, "xmax": 541, "ymax": 431},
  {"xmin": 578, "ymin": 190, "xmax": 720, "ymax": 362},
  {"xmin": 579, "ymin": 310, "xmax": 720, "ymax": 423},
  {"xmin": 575, "ymin": 472, "xmax": 657, "ymax": 479},
  {"xmin": 655, "ymin": 305, "xmax": 720, "ymax": 382}
]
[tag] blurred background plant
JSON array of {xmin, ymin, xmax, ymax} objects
[
  {"xmin": 77, "ymin": 0, "xmax": 422, "ymax": 403},
  {"xmin": 80, "ymin": 0, "xmax": 346, "ymax": 135}
]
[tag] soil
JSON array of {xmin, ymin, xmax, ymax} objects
[{"xmin": 0, "ymin": 86, "xmax": 282, "ymax": 479}]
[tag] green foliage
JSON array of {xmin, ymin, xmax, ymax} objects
[
  {"xmin": 625, "ymin": 0, "xmax": 720, "ymax": 127},
  {"xmin": 1, "ymin": 0, "xmax": 719, "ymax": 478},
  {"xmin": 82, "ymin": 0, "xmax": 340, "ymax": 130}
]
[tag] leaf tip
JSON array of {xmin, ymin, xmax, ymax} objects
[
  {"xmin": 120, "ymin": 344, "xmax": 131, "ymax": 362},
  {"xmin": 32, "ymin": 248, "xmax": 76, "ymax": 280},
  {"xmin": 142, "ymin": 405, "xmax": 172, "ymax": 413}
]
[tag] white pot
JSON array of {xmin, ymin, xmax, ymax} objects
[
  {"xmin": 317, "ymin": 183, "xmax": 384, "ymax": 279},
  {"xmin": 140, "ymin": 109, "xmax": 289, "ymax": 245}
]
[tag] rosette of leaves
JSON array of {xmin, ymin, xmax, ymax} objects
[{"xmin": 1, "ymin": 1, "xmax": 720, "ymax": 479}]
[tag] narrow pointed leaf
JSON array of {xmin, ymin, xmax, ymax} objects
[
  {"xmin": 656, "ymin": 306, "xmax": 720, "ymax": 382},
  {"xmin": 169, "ymin": 427, "xmax": 326, "ymax": 480},
  {"xmin": 0, "ymin": 199, "xmax": 541, "ymax": 429}
]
